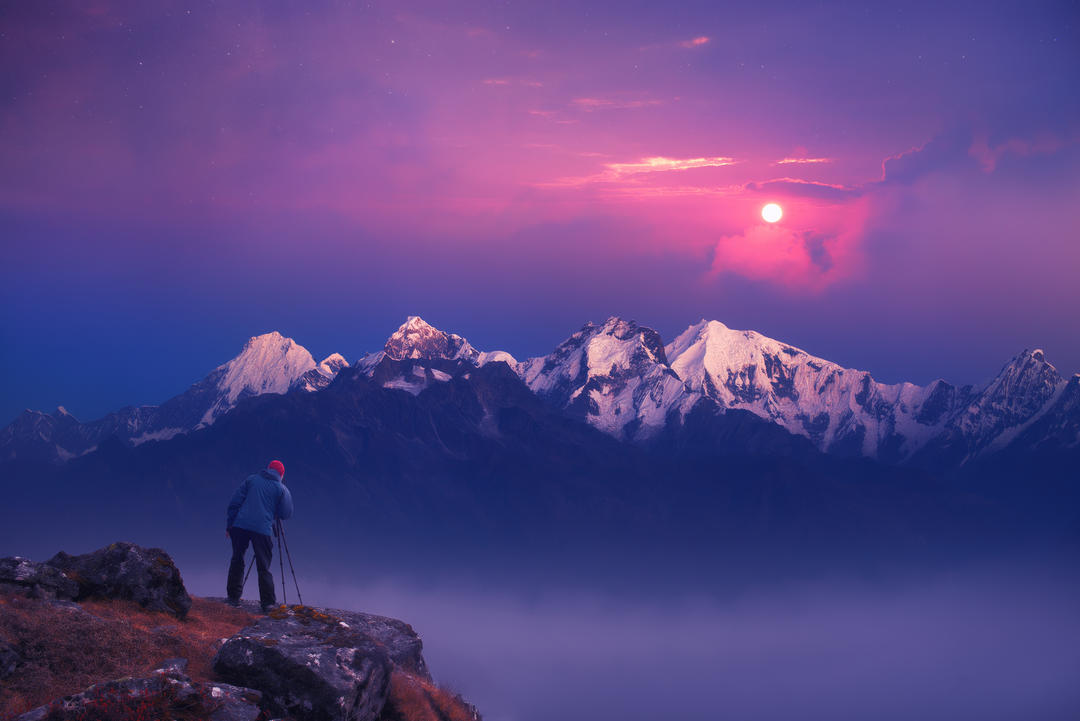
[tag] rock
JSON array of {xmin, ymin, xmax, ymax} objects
[
  {"xmin": 15, "ymin": 666, "xmax": 262, "ymax": 721},
  {"xmin": 213, "ymin": 605, "xmax": 393, "ymax": 721},
  {"xmin": 45, "ymin": 542, "xmax": 192, "ymax": 619},
  {"xmin": 154, "ymin": 656, "xmax": 189, "ymax": 674},
  {"xmin": 325, "ymin": 608, "xmax": 430, "ymax": 679},
  {"xmin": 0, "ymin": 639, "xmax": 20, "ymax": 680},
  {"xmin": 0, "ymin": 556, "xmax": 80, "ymax": 600},
  {"xmin": 207, "ymin": 597, "xmax": 429, "ymax": 679}
]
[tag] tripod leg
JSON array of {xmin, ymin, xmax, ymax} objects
[
  {"xmin": 279, "ymin": 522, "xmax": 304, "ymax": 606},
  {"xmin": 243, "ymin": 555, "xmax": 255, "ymax": 591},
  {"xmin": 277, "ymin": 521, "xmax": 287, "ymax": 606}
]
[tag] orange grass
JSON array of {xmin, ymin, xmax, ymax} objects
[
  {"xmin": 0, "ymin": 592, "xmax": 476, "ymax": 721},
  {"xmin": 0, "ymin": 594, "xmax": 252, "ymax": 718},
  {"xmin": 381, "ymin": 669, "xmax": 479, "ymax": 721}
]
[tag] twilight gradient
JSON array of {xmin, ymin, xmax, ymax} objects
[{"xmin": 1, "ymin": 0, "xmax": 1078, "ymax": 422}]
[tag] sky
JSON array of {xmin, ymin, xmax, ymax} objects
[{"xmin": 1, "ymin": 0, "xmax": 1078, "ymax": 423}]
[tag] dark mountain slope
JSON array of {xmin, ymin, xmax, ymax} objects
[{"xmin": 4, "ymin": 355, "xmax": 1039, "ymax": 587}]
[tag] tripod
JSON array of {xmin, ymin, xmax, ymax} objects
[{"xmin": 241, "ymin": 520, "xmax": 303, "ymax": 606}]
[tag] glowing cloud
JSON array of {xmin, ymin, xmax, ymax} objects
[
  {"xmin": 543, "ymin": 155, "xmax": 739, "ymax": 187},
  {"xmin": 680, "ymin": 36, "xmax": 710, "ymax": 48},
  {"xmin": 775, "ymin": 157, "xmax": 832, "ymax": 165},
  {"xmin": 606, "ymin": 156, "xmax": 738, "ymax": 176},
  {"xmin": 711, "ymin": 201, "xmax": 868, "ymax": 291}
]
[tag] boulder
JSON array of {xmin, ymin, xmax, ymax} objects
[
  {"xmin": 15, "ymin": 663, "xmax": 262, "ymax": 721},
  {"xmin": 213, "ymin": 605, "xmax": 393, "ymax": 721},
  {"xmin": 325, "ymin": 608, "xmax": 429, "ymax": 679},
  {"xmin": 0, "ymin": 638, "xmax": 20, "ymax": 680},
  {"xmin": 211, "ymin": 598, "xmax": 429, "ymax": 680},
  {"xmin": 45, "ymin": 542, "xmax": 192, "ymax": 619},
  {"xmin": 0, "ymin": 556, "xmax": 80, "ymax": 600}
]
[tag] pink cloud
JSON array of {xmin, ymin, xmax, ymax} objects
[
  {"xmin": 680, "ymin": 36, "xmax": 710, "ymax": 48},
  {"xmin": 543, "ymin": 155, "xmax": 739, "ymax": 187},
  {"xmin": 710, "ymin": 198, "xmax": 869, "ymax": 290},
  {"xmin": 775, "ymin": 157, "xmax": 832, "ymax": 165},
  {"xmin": 606, "ymin": 156, "xmax": 738, "ymax": 176}
]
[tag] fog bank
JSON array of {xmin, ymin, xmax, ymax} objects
[{"xmin": 186, "ymin": 562, "xmax": 1080, "ymax": 721}]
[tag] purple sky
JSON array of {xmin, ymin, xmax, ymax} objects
[{"xmin": 2, "ymin": 0, "xmax": 1078, "ymax": 423}]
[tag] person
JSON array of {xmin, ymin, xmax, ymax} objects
[{"xmin": 225, "ymin": 459, "xmax": 294, "ymax": 612}]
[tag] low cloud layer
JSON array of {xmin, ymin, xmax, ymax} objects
[{"xmin": 184, "ymin": 562, "xmax": 1080, "ymax": 721}]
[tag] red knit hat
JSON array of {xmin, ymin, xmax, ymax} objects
[{"xmin": 268, "ymin": 460, "xmax": 285, "ymax": 479}]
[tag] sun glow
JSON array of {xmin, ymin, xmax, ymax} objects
[{"xmin": 762, "ymin": 203, "xmax": 783, "ymax": 223}]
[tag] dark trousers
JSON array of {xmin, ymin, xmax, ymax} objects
[{"xmin": 227, "ymin": 527, "xmax": 275, "ymax": 608}]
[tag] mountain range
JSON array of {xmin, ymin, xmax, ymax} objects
[
  {"xmin": 4, "ymin": 315, "xmax": 1077, "ymax": 471},
  {"xmin": 3, "ymin": 315, "xmax": 1078, "ymax": 579}
]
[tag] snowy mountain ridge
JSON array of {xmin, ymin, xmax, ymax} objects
[
  {"xmin": 0, "ymin": 331, "xmax": 348, "ymax": 463},
  {"xmin": 2, "ymin": 315, "xmax": 1074, "ymax": 468},
  {"xmin": 354, "ymin": 316, "xmax": 516, "ymax": 378},
  {"xmin": 664, "ymin": 319, "xmax": 974, "ymax": 460},
  {"xmin": 346, "ymin": 316, "xmax": 1071, "ymax": 463},
  {"xmin": 517, "ymin": 318, "xmax": 693, "ymax": 440}
]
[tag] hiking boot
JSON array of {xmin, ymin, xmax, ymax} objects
[{"xmin": 226, "ymin": 598, "xmax": 242, "ymax": 608}]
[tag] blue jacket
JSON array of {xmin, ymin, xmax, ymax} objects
[{"xmin": 227, "ymin": 468, "xmax": 294, "ymax": 537}]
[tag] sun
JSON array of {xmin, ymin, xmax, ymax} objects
[{"xmin": 761, "ymin": 203, "xmax": 783, "ymax": 223}]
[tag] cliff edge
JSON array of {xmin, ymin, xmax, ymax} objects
[{"xmin": 0, "ymin": 543, "xmax": 480, "ymax": 721}]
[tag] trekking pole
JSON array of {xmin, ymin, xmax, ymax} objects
[
  {"xmin": 277, "ymin": 523, "xmax": 287, "ymax": 606},
  {"xmin": 277, "ymin": 519, "xmax": 304, "ymax": 606},
  {"xmin": 243, "ymin": 555, "xmax": 255, "ymax": 589}
]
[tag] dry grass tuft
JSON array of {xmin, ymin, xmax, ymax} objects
[
  {"xmin": 380, "ymin": 669, "xmax": 479, "ymax": 721},
  {"xmin": 0, "ymin": 593, "xmax": 252, "ymax": 719}
]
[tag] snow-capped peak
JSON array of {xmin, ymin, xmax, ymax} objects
[
  {"xmin": 982, "ymin": 348, "xmax": 1062, "ymax": 400},
  {"xmin": 519, "ymin": 317, "xmax": 688, "ymax": 439},
  {"xmin": 667, "ymin": 319, "xmax": 840, "ymax": 400},
  {"xmin": 383, "ymin": 316, "xmax": 480, "ymax": 363},
  {"xmin": 222, "ymin": 332, "xmax": 317, "ymax": 400},
  {"xmin": 317, "ymin": 353, "xmax": 349, "ymax": 376},
  {"xmin": 200, "ymin": 332, "xmax": 317, "ymax": 424},
  {"xmin": 290, "ymin": 352, "xmax": 348, "ymax": 394},
  {"xmin": 665, "ymin": 319, "xmax": 964, "ymax": 458},
  {"xmin": 953, "ymin": 347, "xmax": 1065, "ymax": 445}
]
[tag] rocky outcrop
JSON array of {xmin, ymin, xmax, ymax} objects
[
  {"xmin": 15, "ymin": 659, "xmax": 261, "ymax": 721},
  {"xmin": 1, "ymin": 544, "xmax": 481, "ymax": 721},
  {"xmin": 0, "ymin": 557, "xmax": 80, "ymax": 600},
  {"xmin": 45, "ymin": 542, "xmax": 192, "ymax": 619},
  {"xmin": 213, "ymin": 605, "xmax": 394, "ymax": 721}
]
